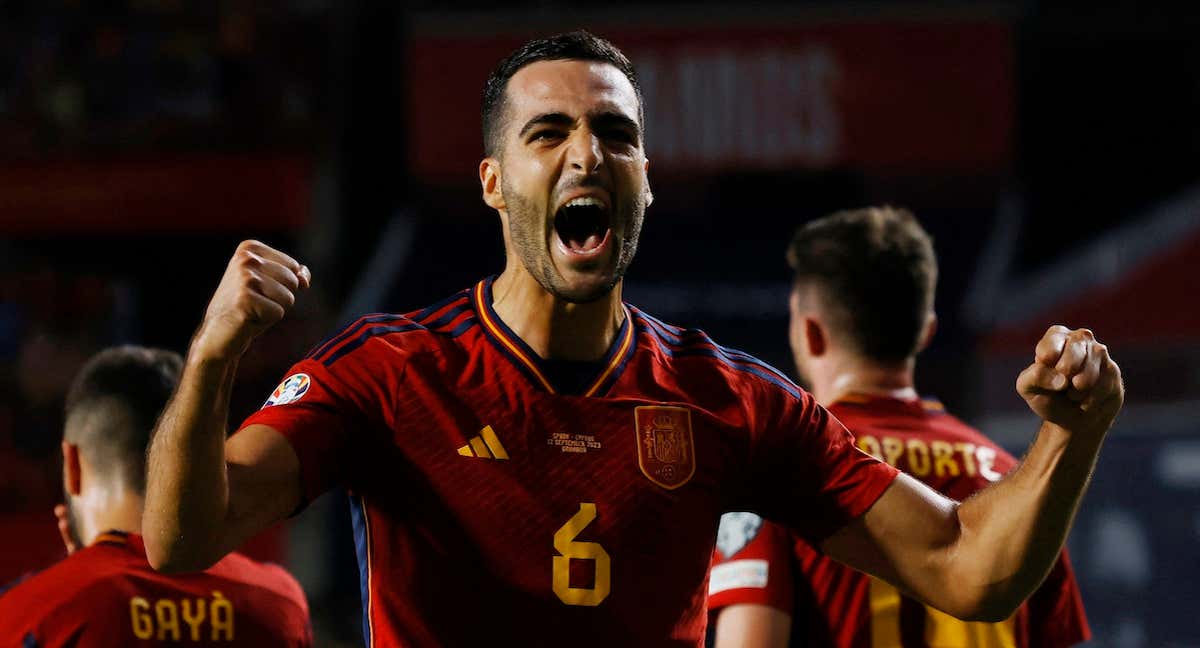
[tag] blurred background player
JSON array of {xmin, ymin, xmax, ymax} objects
[
  {"xmin": 0, "ymin": 346, "xmax": 311, "ymax": 647},
  {"xmin": 708, "ymin": 207, "xmax": 1090, "ymax": 648}
]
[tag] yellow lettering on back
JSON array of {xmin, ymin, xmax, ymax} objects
[
  {"xmin": 955, "ymin": 442, "xmax": 977, "ymax": 476},
  {"xmin": 977, "ymin": 446, "xmax": 1002, "ymax": 482},
  {"xmin": 155, "ymin": 599, "xmax": 180, "ymax": 641},
  {"xmin": 926, "ymin": 600, "xmax": 1017, "ymax": 647},
  {"xmin": 857, "ymin": 435, "xmax": 882, "ymax": 460},
  {"xmin": 932, "ymin": 441, "xmax": 959, "ymax": 478},
  {"xmin": 906, "ymin": 439, "xmax": 931, "ymax": 476},
  {"xmin": 881, "ymin": 436, "xmax": 904, "ymax": 467},
  {"xmin": 868, "ymin": 577, "xmax": 902, "ymax": 646},
  {"xmin": 181, "ymin": 598, "xmax": 207, "ymax": 641},
  {"xmin": 130, "ymin": 597, "xmax": 153, "ymax": 640},
  {"xmin": 211, "ymin": 591, "xmax": 235, "ymax": 641}
]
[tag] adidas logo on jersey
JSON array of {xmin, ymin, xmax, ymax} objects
[{"xmin": 457, "ymin": 425, "xmax": 509, "ymax": 460}]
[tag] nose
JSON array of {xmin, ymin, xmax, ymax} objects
[{"xmin": 565, "ymin": 129, "xmax": 603, "ymax": 174}]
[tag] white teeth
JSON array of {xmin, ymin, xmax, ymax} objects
[{"xmin": 563, "ymin": 196, "xmax": 605, "ymax": 209}]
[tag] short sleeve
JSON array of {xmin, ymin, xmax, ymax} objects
[
  {"xmin": 742, "ymin": 386, "xmax": 899, "ymax": 545},
  {"xmin": 1018, "ymin": 548, "xmax": 1091, "ymax": 648},
  {"xmin": 236, "ymin": 355, "xmax": 389, "ymax": 504},
  {"xmin": 709, "ymin": 513, "xmax": 795, "ymax": 613}
]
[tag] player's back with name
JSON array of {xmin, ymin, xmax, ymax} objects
[
  {"xmin": 833, "ymin": 395, "xmax": 1013, "ymax": 498},
  {"xmin": 0, "ymin": 532, "xmax": 310, "ymax": 647}
]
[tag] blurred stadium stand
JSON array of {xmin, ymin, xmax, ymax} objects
[{"xmin": 1, "ymin": 2, "xmax": 1197, "ymax": 645}]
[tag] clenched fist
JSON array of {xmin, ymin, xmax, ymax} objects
[
  {"xmin": 193, "ymin": 240, "xmax": 311, "ymax": 361},
  {"xmin": 1017, "ymin": 326, "xmax": 1124, "ymax": 439}
]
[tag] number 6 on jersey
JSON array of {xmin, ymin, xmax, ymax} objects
[{"xmin": 553, "ymin": 503, "xmax": 611, "ymax": 606}]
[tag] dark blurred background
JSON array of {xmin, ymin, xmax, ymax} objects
[{"xmin": 1, "ymin": 1, "xmax": 1197, "ymax": 645}]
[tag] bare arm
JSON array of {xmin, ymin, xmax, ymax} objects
[
  {"xmin": 822, "ymin": 326, "xmax": 1122, "ymax": 621},
  {"xmin": 712, "ymin": 605, "xmax": 791, "ymax": 648},
  {"xmin": 144, "ymin": 240, "xmax": 310, "ymax": 572}
]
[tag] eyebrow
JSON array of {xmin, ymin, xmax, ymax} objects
[
  {"xmin": 517, "ymin": 110, "xmax": 642, "ymax": 139},
  {"xmin": 518, "ymin": 112, "xmax": 575, "ymax": 138},
  {"xmin": 592, "ymin": 112, "xmax": 641, "ymax": 137}
]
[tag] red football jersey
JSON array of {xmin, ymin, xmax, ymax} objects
[
  {"xmin": 709, "ymin": 395, "xmax": 1091, "ymax": 648},
  {"xmin": 238, "ymin": 277, "xmax": 899, "ymax": 647},
  {"xmin": 0, "ymin": 532, "xmax": 310, "ymax": 647}
]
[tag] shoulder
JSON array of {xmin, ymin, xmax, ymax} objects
[
  {"xmin": 629, "ymin": 306, "xmax": 803, "ymax": 402},
  {"xmin": 209, "ymin": 552, "xmax": 308, "ymax": 610},
  {"xmin": 303, "ymin": 287, "xmax": 478, "ymax": 369},
  {"xmin": 0, "ymin": 545, "xmax": 135, "ymax": 620}
]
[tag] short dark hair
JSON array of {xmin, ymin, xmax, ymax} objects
[
  {"xmin": 481, "ymin": 30, "xmax": 643, "ymax": 156},
  {"xmin": 786, "ymin": 207, "xmax": 937, "ymax": 363},
  {"xmin": 64, "ymin": 346, "xmax": 182, "ymax": 493}
]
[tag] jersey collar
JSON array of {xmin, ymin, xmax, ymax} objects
[
  {"xmin": 90, "ymin": 529, "xmax": 134, "ymax": 548},
  {"xmin": 832, "ymin": 392, "xmax": 945, "ymax": 414},
  {"xmin": 471, "ymin": 276, "xmax": 637, "ymax": 397}
]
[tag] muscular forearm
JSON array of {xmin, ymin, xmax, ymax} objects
[
  {"xmin": 950, "ymin": 421, "xmax": 1102, "ymax": 620},
  {"xmin": 144, "ymin": 350, "xmax": 239, "ymax": 572},
  {"xmin": 144, "ymin": 241, "xmax": 310, "ymax": 572},
  {"xmin": 828, "ymin": 327, "xmax": 1121, "ymax": 622}
]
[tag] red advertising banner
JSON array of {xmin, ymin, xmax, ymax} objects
[
  {"xmin": 0, "ymin": 155, "xmax": 311, "ymax": 235},
  {"xmin": 407, "ymin": 17, "xmax": 1014, "ymax": 183}
]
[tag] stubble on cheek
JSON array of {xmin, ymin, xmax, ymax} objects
[{"xmin": 501, "ymin": 182, "xmax": 557, "ymax": 283}]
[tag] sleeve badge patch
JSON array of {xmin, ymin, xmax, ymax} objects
[
  {"xmin": 264, "ymin": 373, "xmax": 311, "ymax": 407},
  {"xmin": 716, "ymin": 512, "xmax": 764, "ymax": 558}
]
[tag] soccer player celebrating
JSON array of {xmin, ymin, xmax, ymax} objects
[
  {"xmin": 143, "ymin": 32, "xmax": 1122, "ymax": 646},
  {"xmin": 709, "ymin": 208, "xmax": 1091, "ymax": 648},
  {"xmin": 0, "ymin": 346, "xmax": 310, "ymax": 646}
]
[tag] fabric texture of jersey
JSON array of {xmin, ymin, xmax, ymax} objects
[
  {"xmin": 709, "ymin": 394, "xmax": 1091, "ymax": 648},
  {"xmin": 238, "ymin": 277, "xmax": 899, "ymax": 647},
  {"xmin": 0, "ymin": 532, "xmax": 310, "ymax": 647}
]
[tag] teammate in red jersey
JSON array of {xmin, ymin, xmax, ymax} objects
[
  {"xmin": 709, "ymin": 207, "xmax": 1090, "ymax": 648},
  {"xmin": 0, "ymin": 346, "xmax": 311, "ymax": 647},
  {"xmin": 143, "ymin": 32, "xmax": 1122, "ymax": 647}
]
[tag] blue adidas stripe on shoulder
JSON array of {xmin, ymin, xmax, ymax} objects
[
  {"xmin": 408, "ymin": 289, "xmax": 471, "ymax": 323},
  {"xmin": 320, "ymin": 295, "xmax": 478, "ymax": 366},
  {"xmin": 308, "ymin": 291, "xmax": 472, "ymax": 363},
  {"xmin": 306, "ymin": 313, "xmax": 408, "ymax": 362},
  {"xmin": 323, "ymin": 321, "xmax": 424, "ymax": 366},
  {"xmin": 634, "ymin": 311, "xmax": 803, "ymax": 400},
  {"xmin": 422, "ymin": 302, "xmax": 472, "ymax": 332},
  {"xmin": 636, "ymin": 311, "xmax": 799, "ymax": 387}
]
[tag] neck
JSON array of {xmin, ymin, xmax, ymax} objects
[
  {"xmin": 79, "ymin": 486, "xmax": 144, "ymax": 545},
  {"xmin": 813, "ymin": 354, "xmax": 917, "ymax": 406},
  {"xmin": 491, "ymin": 266, "xmax": 625, "ymax": 361}
]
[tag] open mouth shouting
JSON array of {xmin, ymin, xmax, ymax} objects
[{"xmin": 553, "ymin": 194, "xmax": 613, "ymax": 265}]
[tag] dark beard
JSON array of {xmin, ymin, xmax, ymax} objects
[{"xmin": 503, "ymin": 181, "xmax": 644, "ymax": 304}]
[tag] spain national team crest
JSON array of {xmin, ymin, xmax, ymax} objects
[
  {"xmin": 634, "ymin": 406, "xmax": 696, "ymax": 490},
  {"xmin": 264, "ymin": 373, "xmax": 311, "ymax": 407}
]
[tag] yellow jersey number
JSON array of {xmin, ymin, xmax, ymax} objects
[{"xmin": 552, "ymin": 503, "xmax": 611, "ymax": 606}]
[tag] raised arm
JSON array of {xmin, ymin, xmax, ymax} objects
[
  {"xmin": 144, "ymin": 240, "xmax": 310, "ymax": 572},
  {"xmin": 822, "ymin": 326, "xmax": 1122, "ymax": 620}
]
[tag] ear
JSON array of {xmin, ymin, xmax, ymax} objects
[
  {"xmin": 643, "ymin": 157, "xmax": 654, "ymax": 207},
  {"xmin": 62, "ymin": 441, "xmax": 82, "ymax": 496},
  {"xmin": 480, "ymin": 157, "xmax": 506, "ymax": 211},
  {"xmin": 916, "ymin": 312, "xmax": 938, "ymax": 353},
  {"xmin": 803, "ymin": 317, "xmax": 828, "ymax": 358}
]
